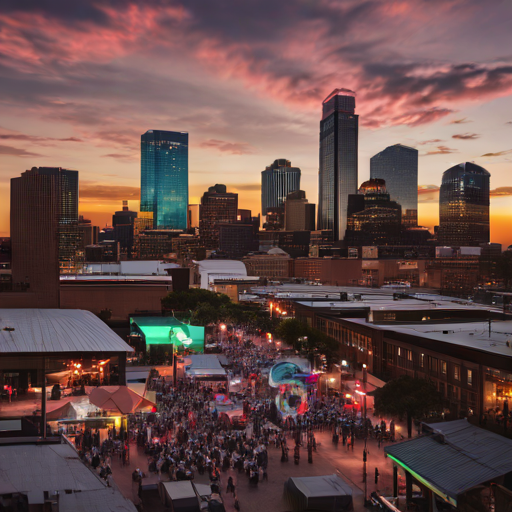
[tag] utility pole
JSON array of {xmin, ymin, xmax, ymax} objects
[{"xmin": 363, "ymin": 363, "xmax": 368, "ymax": 503}]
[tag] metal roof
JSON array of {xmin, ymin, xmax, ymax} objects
[
  {"xmin": 344, "ymin": 318, "xmax": 512, "ymax": 358},
  {"xmin": 0, "ymin": 309, "xmax": 133, "ymax": 354},
  {"xmin": 0, "ymin": 442, "xmax": 136, "ymax": 511},
  {"xmin": 385, "ymin": 420, "xmax": 512, "ymax": 504}
]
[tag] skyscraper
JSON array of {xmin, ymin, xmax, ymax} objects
[
  {"xmin": 10, "ymin": 167, "xmax": 80, "ymax": 306},
  {"xmin": 318, "ymin": 88, "xmax": 358, "ymax": 241},
  {"xmin": 284, "ymin": 190, "xmax": 316, "ymax": 231},
  {"xmin": 344, "ymin": 179, "xmax": 402, "ymax": 246},
  {"xmin": 370, "ymin": 144, "xmax": 418, "ymax": 225},
  {"xmin": 438, "ymin": 162, "xmax": 490, "ymax": 247},
  {"xmin": 261, "ymin": 159, "xmax": 301, "ymax": 216},
  {"xmin": 113, "ymin": 200, "xmax": 138, "ymax": 258},
  {"xmin": 140, "ymin": 130, "xmax": 188, "ymax": 230},
  {"xmin": 199, "ymin": 184, "xmax": 238, "ymax": 250}
]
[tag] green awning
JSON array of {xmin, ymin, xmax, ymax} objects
[{"xmin": 130, "ymin": 317, "xmax": 205, "ymax": 353}]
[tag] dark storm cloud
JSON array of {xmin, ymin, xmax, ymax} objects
[
  {"xmin": 452, "ymin": 133, "xmax": 480, "ymax": 140},
  {"xmin": 0, "ymin": 144, "xmax": 42, "ymax": 157}
]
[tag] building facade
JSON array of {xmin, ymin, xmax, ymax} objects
[
  {"xmin": 242, "ymin": 253, "xmax": 291, "ymax": 279},
  {"xmin": 370, "ymin": 144, "xmax": 418, "ymax": 224},
  {"xmin": 140, "ymin": 130, "xmax": 188, "ymax": 230},
  {"xmin": 261, "ymin": 159, "xmax": 301, "ymax": 216},
  {"xmin": 113, "ymin": 200, "xmax": 137, "ymax": 259},
  {"xmin": 318, "ymin": 89, "xmax": 358, "ymax": 240},
  {"xmin": 199, "ymin": 184, "xmax": 238, "ymax": 250},
  {"xmin": 10, "ymin": 167, "xmax": 81, "ymax": 306},
  {"xmin": 345, "ymin": 179, "xmax": 402, "ymax": 246},
  {"xmin": 284, "ymin": 190, "xmax": 316, "ymax": 231},
  {"xmin": 438, "ymin": 162, "xmax": 490, "ymax": 247},
  {"xmin": 218, "ymin": 223, "xmax": 258, "ymax": 259}
]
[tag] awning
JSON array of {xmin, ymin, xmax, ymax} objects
[
  {"xmin": 88, "ymin": 386, "xmax": 156, "ymax": 414},
  {"xmin": 385, "ymin": 419, "xmax": 512, "ymax": 506}
]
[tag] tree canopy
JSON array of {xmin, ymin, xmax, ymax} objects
[
  {"xmin": 161, "ymin": 289, "xmax": 280, "ymax": 332},
  {"xmin": 161, "ymin": 288, "xmax": 231, "ymax": 312},
  {"xmin": 276, "ymin": 318, "xmax": 340, "ymax": 366},
  {"xmin": 373, "ymin": 375, "xmax": 443, "ymax": 438}
]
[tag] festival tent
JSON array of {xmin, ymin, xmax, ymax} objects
[
  {"xmin": 46, "ymin": 400, "xmax": 77, "ymax": 420},
  {"xmin": 88, "ymin": 386, "xmax": 155, "ymax": 415},
  {"xmin": 158, "ymin": 481, "xmax": 213, "ymax": 511},
  {"xmin": 284, "ymin": 474, "xmax": 353, "ymax": 512}
]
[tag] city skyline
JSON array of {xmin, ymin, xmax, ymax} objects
[{"xmin": 1, "ymin": 1, "xmax": 512, "ymax": 246}]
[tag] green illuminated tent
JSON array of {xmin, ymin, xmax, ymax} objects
[{"xmin": 130, "ymin": 317, "xmax": 205, "ymax": 353}]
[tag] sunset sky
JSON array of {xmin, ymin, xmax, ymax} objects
[{"xmin": 1, "ymin": 0, "xmax": 512, "ymax": 246}]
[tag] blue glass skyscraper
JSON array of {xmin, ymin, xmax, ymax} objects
[{"xmin": 141, "ymin": 130, "xmax": 188, "ymax": 230}]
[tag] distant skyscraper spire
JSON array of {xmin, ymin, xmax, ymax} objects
[{"xmin": 318, "ymin": 88, "xmax": 358, "ymax": 241}]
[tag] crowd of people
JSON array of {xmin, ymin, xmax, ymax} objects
[{"xmin": 73, "ymin": 331, "xmax": 397, "ymax": 510}]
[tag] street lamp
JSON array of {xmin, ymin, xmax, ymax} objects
[
  {"xmin": 219, "ymin": 323, "xmax": 226, "ymax": 343},
  {"xmin": 362, "ymin": 363, "xmax": 368, "ymax": 504},
  {"xmin": 325, "ymin": 377, "xmax": 335, "ymax": 396}
]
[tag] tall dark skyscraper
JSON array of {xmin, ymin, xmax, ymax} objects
[
  {"xmin": 261, "ymin": 159, "xmax": 301, "ymax": 215},
  {"xmin": 199, "ymin": 184, "xmax": 238, "ymax": 250},
  {"xmin": 113, "ymin": 200, "xmax": 138, "ymax": 258},
  {"xmin": 438, "ymin": 162, "xmax": 490, "ymax": 247},
  {"xmin": 10, "ymin": 167, "xmax": 80, "ymax": 306},
  {"xmin": 370, "ymin": 144, "xmax": 418, "ymax": 225},
  {"xmin": 140, "ymin": 129, "xmax": 188, "ymax": 230},
  {"xmin": 318, "ymin": 88, "xmax": 359, "ymax": 241}
]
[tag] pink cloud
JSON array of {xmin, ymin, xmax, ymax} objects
[
  {"xmin": 201, "ymin": 139, "xmax": 254, "ymax": 155},
  {"xmin": 1, "ymin": 0, "xmax": 511, "ymax": 134}
]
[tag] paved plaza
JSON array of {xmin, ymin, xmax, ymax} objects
[{"xmin": 108, "ymin": 423, "xmax": 404, "ymax": 511}]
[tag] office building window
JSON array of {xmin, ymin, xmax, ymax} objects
[
  {"xmin": 441, "ymin": 361, "xmax": 447, "ymax": 375},
  {"xmin": 467, "ymin": 369, "xmax": 473, "ymax": 386},
  {"xmin": 454, "ymin": 365, "xmax": 460, "ymax": 381}
]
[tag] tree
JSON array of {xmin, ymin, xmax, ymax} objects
[
  {"xmin": 98, "ymin": 308, "xmax": 112, "ymax": 322},
  {"xmin": 161, "ymin": 289, "xmax": 231, "ymax": 313},
  {"xmin": 276, "ymin": 318, "xmax": 340, "ymax": 366},
  {"xmin": 373, "ymin": 375, "xmax": 443, "ymax": 438}
]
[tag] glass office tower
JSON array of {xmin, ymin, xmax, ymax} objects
[
  {"xmin": 261, "ymin": 159, "xmax": 301, "ymax": 214},
  {"xmin": 438, "ymin": 162, "xmax": 490, "ymax": 247},
  {"xmin": 141, "ymin": 130, "xmax": 188, "ymax": 230},
  {"xmin": 370, "ymin": 144, "xmax": 418, "ymax": 224},
  {"xmin": 318, "ymin": 89, "xmax": 358, "ymax": 241}
]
